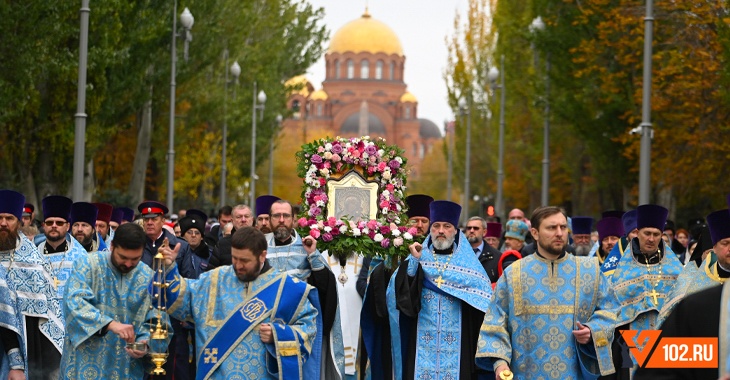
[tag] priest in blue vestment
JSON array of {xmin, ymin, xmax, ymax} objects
[
  {"xmin": 387, "ymin": 200, "xmax": 493, "ymax": 379},
  {"xmin": 477, "ymin": 206, "xmax": 619, "ymax": 380},
  {"xmin": 60, "ymin": 223, "xmax": 167, "ymax": 379},
  {"xmin": 0, "ymin": 263, "xmax": 25, "ymax": 379},
  {"xmin": 606, "ymin": 204, "xmax": 683, "ymax": 379},
  {"xmin": 601, "ymin": 210, "xmax": 638, "ymax": 276},
  {"xmin": 0, "ymin": 189, "xmax": 65, "ymax": 380},
  {"xmin": 156, "ymin": 226, "xmax": 320, "ymax": 380},
  {"xmin": 658, "ymin": 208, "xmax": 730, "ymax": 327},
  {"xmin": 36, "ymin": 195, "xmax": 88, "ymax": 301},
  {"xmin": 265, "ymin": 200, "xmax": 345, "ymax": 379}
]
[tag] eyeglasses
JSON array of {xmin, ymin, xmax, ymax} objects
[
  {"xmin": 185, "ymin": 230, "xmax": 201, "ymax": 236},
  {"xmin": 44, "ymin": 220, "xmax": 68, "ymax": 227},
  {"xmin": 271, "ymin": 213, "xmax": 293, "ymax": 220},
  {"xmin": 465, "ymin": 226, "xmax": 481, "ymax": 231}
]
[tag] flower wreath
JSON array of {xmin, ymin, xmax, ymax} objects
[{"xmin": 295, "ymin": 136, "xmax": 421, "ymax": 263}]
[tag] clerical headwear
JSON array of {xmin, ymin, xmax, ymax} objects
[
  {"xmin": 186, "ymin": 209, "xmax": 208, "ymax": 223},
  {"xmin": 110, "ymin": 208, "xmax": 124, "ymax": 225},
  {"xmin": 256, "ymin": 195, "xmax": 281, "ymax": 217},
  {"xmin": 571, "ymin": 217, "xmax": 593, "ymax": 235},
  {"xmin": 179, "ymin": 215, "xmax": 206, "ymax": 236},
  {"xmin": 601, "ymin": 210, "xmax": 624, "ymax": 219},
  {"xmin": 486, "ymin": 222, "xmax": 502, "ymax": 238},
  {"xmin": 137, "ymin": 201, "xmax": 168, "ymax": 219},
  {"xmin": 70, "ymin": 202, "xmax": 98, "ymax": 226},
  {"xmin": 597, "ymin": 217, "xmax": 624, "ymax": 242},
  {"xmin": 505, "ymin": 220, "xmax": 529, "ymax": 241},
  {"xmin": 636, "ymin": 204, "xmax": 669, "ymax": 231},
  {"xmin": 622, "ymin": 210, "xmax": 638, "ymax": 235},
  {"xmin": 118, "ymin": 207, "xmax": 135, "ymax": 223},
  {"xmin": 664, "ymin": 219, "xmax": 675, "ymax": 233},
  {"xmin": 93, "ymin": 203, "xmax": 113, "ymax": 224},
  {"xmin": 429, "ymin": 200, "xmax": 461, "ymax": 227},
  {"xmin": 0, "ymin": 190, "xmax": 26, "ymax": 220},
  {"xmin": 23, "ymin": 203, "xmax": 34, "ymax": 217},
  {"xmin": 42, "ymin": 195, "xmax": 73, "ymax": 221},
  {"xmin": 407, "ymin": 194, "xmax": 434, "ymax": 219},
  {"xmin": 706, "ymin": 209, "xmax": 730, "ymax": 245}
]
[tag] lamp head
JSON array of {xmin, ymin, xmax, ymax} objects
[
  {"xmin": 257, "ymin": 90, "xmax": 267, "ymax": 104},
  {"xmin": 230, "ymin": 61, "xmax": 241, "ymax": 78},
  {"xmin": 458, "ymin": 97, "xmax": 467, "ymax": 109},
  {"xmin": 276, "ymin": 114, "xmax": 283, "ymax": 123},
  {"xmin": 180, "ymin": 8, "xmax": 194, "ymax": 29},
  {"xmin": 488, "ymin": 67, "xmax": 499, "ymax": 82},
  {"xmin": 530, "ymin": 16, "xmax": 545, "ymax": 32}
]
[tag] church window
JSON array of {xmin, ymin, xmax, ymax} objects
[
  {"xmin": 412, "ymin": 142, "xmax": 418, "ymax": 156},
  {"xmin": 375, "ymin": 60, "xmax": 383, "ymax": 79},
  {"xmin": 316, "ymin": 103, "xmax": 323, "ymax": 116},
  {"xmin": 419, "ymin": 143, "xmax": 425, "ymax": 159},
  {"xmin": 404, "ymin": 105, "xmax": 411, "ymax": 119},
  {"xmin": 389, "ymin": 61, "xmax": 395, "ymax": 80},
  {"xmin": 334, "ymin": 59, "xmax": 340, "ymax": 79},
  {"xmin": 360, "ymin": 59, "xmax": 369, "ymax": 79},
  {"xmin": 292, "ymin": 100, "xmax": 300, "ymax": 112},
  {"xmin": 347, "ymin": 60, "xmax": 354, "ymax": 79}
]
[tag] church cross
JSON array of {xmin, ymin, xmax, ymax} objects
[
  {"xmin": 204, "ymin": 347, "xmax": 218, "ymax": 364},
  {"xmin": 53, "ymin": 277, "xmax": 60, "ymax": 288},
  {"xmin": 435, "ymin": 276, "xmax": 445, "ymax": 288},
  {"xmin": 648, "ymin": 289, "xmax": 659, "ymax": 306}
]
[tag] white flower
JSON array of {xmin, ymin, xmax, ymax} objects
[
  {"xmin": 316, "ymin": 200, "xmax": 325, "ymax": 207},
  {"xmin": 382, "ymin": 171, "xmax": 392, "ymax": 180},
  {"xmin": 362, "ymin": 227, "xmax": 369, "ymax": 234},
  {"xmin": 325, "ymin": 143, "xmax": 333, "ymax": 151},
  {"xmin": 362, "ymin": 153, "xmax": 369, "ymax": 159},
  {"xmin": 382, "ymin": 190, "xmax": 390, "ymax": 196},
  {"xmin": 396, "ymin": 204, "xmax": 402, "ymax": 211},
  {"xmin": 310, "ymin": 164, "xmax": 317, "ymax": 171},
  {"xmin": 310, "ymin": 224, "xmax": 320, "ymax": 230},
  {"xmin": 345, "ymin": 143, "xmax": 352, "ymax": 148},
  {"xmin": 352, "ymin": 228, "xmax": 362, "ymax": 236},
  {"xmin": 394, "ymin": 237, "xmax": 404, "ymax": 247},
  {"xmin": 324, "ymin": 226, "xmax": 332, "ymax": 233},
  {"xmin": 374, "ymin": 233, "xmax": 384, "ymax": 242},
  {"xmin": 403, "ymin": 232, "xmax": 413, "ymax": 240},
  {"xmin": 391, "ymin": 228, "xmax": 401, "ymax": 237},
  {"xmin": 323, "ymin": 152, "xmax": 333, "ymax": 160},
  {"xmin": 381, "ymin": 207, "xmax": 389, "ymax": 213},
  {"xmin": 378, "ymin": 149, "xmax": 385, "ymax": 156},
  {"xmin": 339, "ymin": 225, "xmax": 348, "ymax": 234},
  {"xmin": 319, "ymin": 168, "xmax": 329, "ymax": 176},
  {"xmin": 395, "ymin": 157, "xmax": 403, "ymax": 164}
]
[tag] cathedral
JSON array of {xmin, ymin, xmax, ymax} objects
[{"xmin": 282, "ymin": 9, "xmax": 442, "ymax": 179}]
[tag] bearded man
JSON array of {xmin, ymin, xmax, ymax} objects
[{"xmin": 572, "ymin": 216, "xmax": 594, "ymax": 256}]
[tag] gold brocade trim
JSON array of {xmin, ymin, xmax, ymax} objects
[
  {"xmin": 522, "ymin": 305, "xmax": 575, "ymax": 315},
  {"xmin": 511, "ymin": 261, "xmax": 524, "ymax": 316},
  {"xmin": 205, "ymin": 270, "xmax": 221, "ymax": 327},
  {"xmin": 278, "ymin": 341, "xmax": 300, "ymax": 356},
  {"xmin": 481, "ymin": 324, "xmax": 508, "ymax": 333},
  {"xmin": 705, "ymin": 257, "xmax": 728, "ymax": 284}
]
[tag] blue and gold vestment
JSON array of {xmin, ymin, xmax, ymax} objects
[
  {"xmin": 163, "ymin": 263, "xmax": 319, "ymax": 380},
  {"xmin": 477, "ymin": 253, "xmax": 619, "ymax": 379},
  {"xmin": 37, "ymin": 235, "xmax": 87, "ymax": 301},
  {"xmin": 387, "ymin": 232, "xmax": 492, "ymax": 380},
  {"xmin": 59, "ymin": 250, "xmax": 164, "ymax": 379}
]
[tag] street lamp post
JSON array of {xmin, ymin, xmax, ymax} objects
[
  {"xmin": 638, "ymin": 0, "xmax": 654, "ymax": 205},
  {"xmin": 167, "ymin": 3, "xmax": 194, "ymax": 214},
  {"xmin": 250, "ymin": 84, "xmax": 266, "ymax": 211},
  {"xmin": 220, "ymin": 55, "xmax": 240, "ymax": 208},
  {"xmin": 269, "ymin": 114, "xmax": 282, "ymax": 194},
  {"xmin": 488, "ymin": 55, "xmax": 506, "ymax": 222},
  {"xmin": 72, "ymin": 0, "xmax": 90, "ymax": 201},
  {"xmin": 458, "ymin": 96, "xmax": 471, "ymax": 223},
  {"xmin": 530, "ymin": 16, "xmax": 550, "ymax": 206}
]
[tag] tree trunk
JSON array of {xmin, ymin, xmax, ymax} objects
[{"xmin": 129, "ymin": 81, "xmax": 154, "ymax": 206}]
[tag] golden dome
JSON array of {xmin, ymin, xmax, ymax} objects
[
  {"xmin": 285, "ymin": 75, "xmax": 310, "ymax": 97},
  {"xmin": 310, "ymin": 89, "xmax": 328, "ymax": 101},
  {"xmin": 328, "ymin": 10, "xmax": 403, "ymax": 56},
  {"xmin": 400, "ymin": 92, "xmax": 417, "ymax": 103}
]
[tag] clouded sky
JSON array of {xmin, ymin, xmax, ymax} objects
[{"xmin": 305, "ymin": 0, "xmax": 469, "ymax": 133}]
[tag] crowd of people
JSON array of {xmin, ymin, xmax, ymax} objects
[{"xmin": 0, "ymin": 187, "xmax": 729, "ymax": 379}]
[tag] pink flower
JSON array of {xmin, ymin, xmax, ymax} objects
[
  {"xmin": 366, "ymin": 220, "xmax": 379, "ymax": 230},
  {"xmin": 318, "ymin": 178, "xmax": 326, "ymax": 187},
  {"xmin": 351, "ymin": 149, "xmax": 361, "ymax": 158},
  {"xmin": 381, "ymin": 238, "xmax": 390, "ymax": 248},
  {"xmin": 308, "ymin": 219, "xmax": 318, "ymax": 226},
  {"xmin": 377, "ymin": 162, "xmax": 387, "ymax": 172},
  {"xmin": 393, "ymin": 237, "xmax": 404, "ymax": 247},
  {"xmin": 317, "ymin": 146, "xmax": 325, "ymax": 153},
  {"xmin": 322, "ymin": 233, "xmax": 333, "ymax": 242},
  {"xmin": 379, "ymin": 225, "xmax": 391, "ymax": 235},
  {"xmin": 326, "ymin": 217, "xmax": 337, "ymax": 227},
  {"xmin": 407, "ymin": 227, "xmax": 418, "ymax": 236},
  {"xmin": 336, "ymin": 162, "xmax": 344, "ymax": 171},
  {"xmin": 331, "ymin": 154, "xmax": 341, "ymax": 162},
  {"xmin": 297, "ymin": 217, "xmax": 308, "ymax": 228},
  {"xmin": 369, "ymin": 155, "xmax": 377, "ymax": 163},
  {"xmin": 331, "ymin": 144, "xmax": 343, "ymax": 154},
  {"xmin": 379, "ymin": 200, "xmax": 390, "ymax": 208},
  {"xmin": 386, "ymin": 184, "xmax": 395, "ymax": 192},
  {"xmin": 309, "ymin": 229, "xmax": 321, "ymax": 239}
]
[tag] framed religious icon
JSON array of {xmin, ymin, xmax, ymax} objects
[{"xmin": 326, "ymin": 171, "xmax": 378, "ymax": 222}]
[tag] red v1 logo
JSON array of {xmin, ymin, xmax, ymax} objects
[{"xmin": 620, "ymin": 330, "xmax": 662, "ymax": 367}]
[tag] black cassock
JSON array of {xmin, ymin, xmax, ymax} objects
[{"xmin": 634, "ymin": 284, "xmax": 724, "ymax": 380}]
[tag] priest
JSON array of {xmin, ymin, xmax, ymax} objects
[
  {"xmin": 477, "ymin": 206, "xmax": 619, "ymax": 379},
  {"xmin": 155, "ymin": 226, "xmax": 320, "ymax": 379},
  {"xmin": 387, "ymin": 200, "xmax": 493, "ymax": 379}
]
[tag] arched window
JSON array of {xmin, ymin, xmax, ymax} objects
[
  {"xmin": 334, "ymin": 59, "xmax": 340, "ymax": 79},
  {"xmin": 316, "ymin": 103, "xmax": 323, "ymax": 116},
  {"xmin": 389, "ymin": 61, "xmax": 395, "ymax": 80},
  {"xmin": 419, "ymin": 143, "xmax": 425, "ymax": 159},
  {"xmin": 360, "ymin": 59, "xmax": 369, "ymax": 79},
  {"xmin": 292, "ymin": 100, "xmax": 300, "ymax": 112},
  {"xmin": 347, "ymin": 60, "xmax": 354, "ymax": 79},
  {"xmin": 375, "ymin": 60, "xmax": 383, "ymax": 79},
  {"xmin": 404, "ymin": 105, "xmax": 411, "ymax": 119},
  {"xmin": 412, "ymin": 142, "xmax": 418, "ymax": 156}
]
